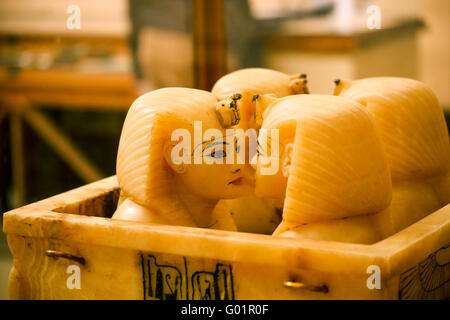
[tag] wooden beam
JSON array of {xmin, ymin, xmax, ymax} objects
[
  {"xmin": 22, "ymin": 107, "xmax": 103, "ymax": 183},
  {"xmin": 0, "ymin": 105, "xmax": 7, "ymax": 124},
  {"xmin": 193, "ymin": 0, "xmax": 226, "ymax": 91},
  {"xmin": 9, "ymin": 110, "xmax": 25, "ymax": 207}
]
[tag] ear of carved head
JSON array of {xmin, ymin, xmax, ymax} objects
[
  {"xmin": 163, "ymin": 141, "xmax": 186, "ymax": 174},
  {"xmin": 281, "ymin": 142, "xmax": 294, "ymax": 178}
]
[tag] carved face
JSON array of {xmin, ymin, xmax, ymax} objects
[
  {"xmin": 165, "ymin": 131, "xmax": 254, "ymax": 200},
  {"xmin": 252, "ymin": 94, "xmax": 393, "ymax": 226},
  {"xmin": 251, "ymin": 128, "xmax": 293, "ymax": 201}
]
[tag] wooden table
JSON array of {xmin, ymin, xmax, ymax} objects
[{"xmin": 0, "ymin": 67, "xmax": 138, "ymax": 207}]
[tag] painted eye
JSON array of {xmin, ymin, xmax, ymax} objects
[{"xmin": 210, "ymin": 149, "xmax": 226, "ymax": 158}]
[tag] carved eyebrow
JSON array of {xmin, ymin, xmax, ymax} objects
[{"xmin": 192, "ymin": 132, "xmax": 236, "ymax": 155}]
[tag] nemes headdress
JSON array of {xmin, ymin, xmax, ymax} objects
[
  {"xmin": 261, "ymin": 94, "xmax": 392, "ymax": 224},
  {"xmin": 335, "ymin": 77, "xmax": 450, "ymax": 181},
  {"xmin": 212, "ymin": 67, "xmax": 309, "ymax": 98},
  {"xmin": 212, "ymin": 68, "xmax": 309, "ymax": 129},
  {"xmin": 116, "ymin": 88, "xmax": 221, "ymax": 207}
]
